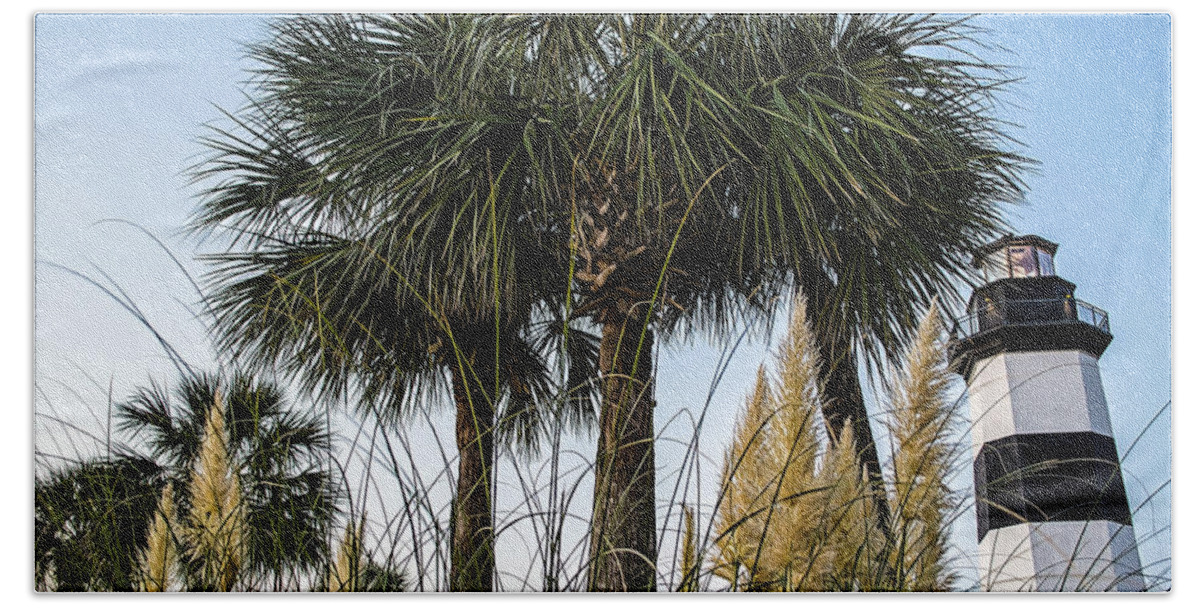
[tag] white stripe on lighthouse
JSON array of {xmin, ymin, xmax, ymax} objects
[
  {"xmin": 979, "ymin": 521, "xmax": 1144, "ymax": 591},
  {"xmin": 968, "ymin": 350, "xmax": 1114, "ymax": 460}
]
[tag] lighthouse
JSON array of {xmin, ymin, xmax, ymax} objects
[{"xmin": 948, "ymin": 235, "xmax": 1144, "ymax": 591}]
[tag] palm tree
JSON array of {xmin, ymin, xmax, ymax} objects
[
  {"xmin": 191, "ymin": 16, "xmax": 600, "ymax": 591},
  {"xmin": 34, "ymin": 372, "xmax": 336, "ymax": 591},
  {"xmin": 199, "ymin": 233, "xmax": 595, "ymax": 591},
  {"xmin": 35, "ymin": 454, "xmax": 164, "ymax": 591},
  {"xmin": 567, "ymin": 16, "xmax": 1026, "ymax": 589},
  {"xmin": 194, "ymin": 13, "xmax": 1026, "ymax": 591},
  {"xmin": 115, "ymin": 372, "xmax": 337, "ymax": 590}
]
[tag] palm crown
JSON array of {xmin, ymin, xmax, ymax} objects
[
  {"xmin": 35, "ymin": 373, "xmax": 337, "ymax": 591},
  {"xmin": 116, "ymin": 372, "xmax": 337, "ymax": 587}
]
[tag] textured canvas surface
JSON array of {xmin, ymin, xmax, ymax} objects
[{"xmin": 32, "ymin": 12, "xmax": 1171, "ymax": 593}]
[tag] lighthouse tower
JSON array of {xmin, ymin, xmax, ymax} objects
[{"xmin": 948, "ymin": 235, "xmax": 1144, "ymax": 592}]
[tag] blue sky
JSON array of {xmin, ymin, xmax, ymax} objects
[{"xmin": 29, "ymin": 11, "xmax": 1173, "ymax": 592}]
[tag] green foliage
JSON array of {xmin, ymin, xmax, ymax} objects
[
  {"xmin": 117, "ymin": 372, "xmax": 337, "ymax": 584},
  {"xmin": 200, "ymin": 235, "xmax": 596, "ymax": 451},
  {"xmin": 356, "ymin": 561, "xmax": 410, "ymax": 592},
  {"xmin": 35, "ymin": 455, "xmax": 164, "ymax": 591},
  {"xmin": 35, "ymin": 372, "xmax": 338, "ymax": 591},
  {"xmin": 194, "ymin": 10, "xmax": 1029, "ymax": 439},
  {"xmin": 310, "ymin": 561, "xmax": 409, "ymax": 592},
  {"xmin": 136, "ymin": 374, "xmax": 334, "ymax": 586}
]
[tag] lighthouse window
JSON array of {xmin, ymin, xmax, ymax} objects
[
  {"xmin": 1008, "ymin": 246, "xmax": 1037, "ymax": 278},
  {"xmin": 1037, "ymin": 247, "xmax": 1055, "ymax": 276}
]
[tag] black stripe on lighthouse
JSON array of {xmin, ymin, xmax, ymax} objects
[{"xmin": 974, "ymin": 431, "xmax": 1133, "ymax": 541}]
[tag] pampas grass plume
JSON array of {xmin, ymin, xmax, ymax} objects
[
  {"xmin": 888, "ymin": 303, "xmax": 956, "ymax": 591},
  {"xmin": 329, "ymin": 517, "xmax": 366, "ymax": 592},
  {"xmin": 138, "ymin": 482, "xmax": 182, "ymax": 592},
  {"xmin": 186, "ymin": 389, "xmax": 247, "ymax": 591}
]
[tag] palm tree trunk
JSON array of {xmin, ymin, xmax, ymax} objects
[
  {"xmin": 797, "ymin": 266, "xmax": 892, "ymax": 532},
  {"xmin": 816, "ymin": 340, "xmax": 891, "ymax": 527},
  {"xmin": 449, "ymin": 366, "xmax": 495, "ymax": 592},
  {"xmin": 588, "ymin": 299, "xmax": 658, "ymax": 592}
]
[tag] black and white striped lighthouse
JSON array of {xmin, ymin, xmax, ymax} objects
[{"xmin": 948, "ymin": 235, "xmax": 1144, "ymax": 592}]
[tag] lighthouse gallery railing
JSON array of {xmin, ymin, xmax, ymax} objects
[{"xmin": 949, "ymin": 297, "xmax": 1110, "ymax": 340}]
